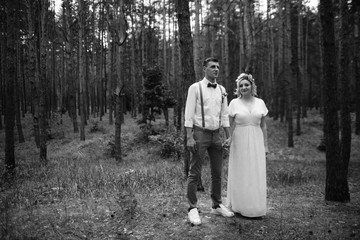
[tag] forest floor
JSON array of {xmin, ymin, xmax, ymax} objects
[{"xmin": 0, "ymin": 109, "xmax": 359, "ymax": 240}]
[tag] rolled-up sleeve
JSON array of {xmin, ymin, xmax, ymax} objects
[
  {"xmin": 184, "ymin": 84, "xmax": 197, "ymax": 128},
  {"xmin": 220, "ymin": 90, "xmax": 230, "ymax": 127}
]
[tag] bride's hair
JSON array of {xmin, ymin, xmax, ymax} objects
[{"xmin": 234, "ymin": 73, "xmax": 258, "ymax": 98}]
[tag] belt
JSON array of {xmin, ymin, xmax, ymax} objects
[{"xmin": 193, "ymin": 125, "xmax": 219, "ymax": 133}]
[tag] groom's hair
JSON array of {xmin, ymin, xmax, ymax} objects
[{"xmin": 203, "ymin": 57, "xmax": 219, "ymax": 67}]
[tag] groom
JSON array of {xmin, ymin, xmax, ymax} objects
[{"xmin": 184, "ymin": 57, "xmax": 234, "ymax": 225}]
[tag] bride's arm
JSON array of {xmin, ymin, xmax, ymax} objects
[
  {"xmin": 260, "ymin": 116, "xmax": 269, "ymax": 153},
  {"xmin": 223, "ymin": 116, "xmax": 235, "ymax": 147},
  {"xmin": 229, "ymin": 116, "xmax": 235, "ymax": 137}
]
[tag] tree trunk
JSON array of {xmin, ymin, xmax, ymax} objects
[
  {"xmin": 291, "ymin": 1, "xmax": 301, "ymax": 137},
  {"xmin": 355, "ymin": 4, "xmax": 360, "ymax": 135},
  {"xmin": 337, "ymin": 0, "xmax": 351, "ymax": 202},
  {"xmin": 16, "ymin": 39, "xmax": 25, "ymax": 143},
  {"xmin": 296, "ymin": 0, "xmax": 302, "ymax": 135},
  {"xmin": 278, "ymin": 2, "xmax": 285, "ymax": 122},
  {"xmin": 130, "ymin": 4, "xmax": 137, "ymax": 118},
  {"xmin": 0, "ymin": 12, "xmax": 4, "ymax": 131},
  {"xmin": 39, "ymin": 0, "xmax": 49, "ymax": 164},
  {"xmin": 113, "ymin": 0, "xmax": 127, "ymax": 162},
  {"xmin": 285, "ymin": 1, "xmax": 294, "ymax": 147},
  {"xmin": 243, "ymin": 0, "xmax": 255, "ymax": 73},
  {"xmin": 320, "ymin": 0, "xmax": 345, "ymax": 202},
  {"xmin": 223, "ymin": 2, "xmax": 230, "ymax": 91},
  {"xmin": 79, "ymin": 0, "xmax": 86, "ymax": 141},
  {"xmin": 239, "ymin": 1, "xmax": 245, "ymax": 73},
  {"xmin": 176, "ymin": 0, "xmax": 196, "ymax": 179},
  {"xmin": 193, "ymin": 0, "xmax": 202, "ymax": 81},
  {"xmin": 25, "ymin": 0, "xmax": 40, "ymax": 147},
  {"xmin": 4, "ymin": 0, "xmax": 18, "ymax": 177},
  {"xmin": 303, "ymin": 11, "xmax": 309, "ymax": 118}
]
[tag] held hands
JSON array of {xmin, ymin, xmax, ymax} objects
[
  {"xmin": 187, "ymin": 137, "xmax": 197, "ymax": 152},
  {"xmin": 222, "ymin": 137, "xmax": 231, "ymax": 149}
]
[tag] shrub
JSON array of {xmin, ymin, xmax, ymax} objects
[{"xmin": 145, "ymin": 130, "xmax": 184, "ymax": 161}]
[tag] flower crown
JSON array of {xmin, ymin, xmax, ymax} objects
[{"xmin": 235, "ymin": 73, "xmax": 255, "ymax": 84}]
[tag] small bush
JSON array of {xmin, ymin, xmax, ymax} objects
[
  {"xmin": 89, "ymin": 120, "xmax": 106, "ymax": 133},
  {"xmin": 136, "ymin": 123, "xmax": 164, "ymax": 143},
  {"xmin": 157, "ymin": 132, "xmax": 183, "ymax": 160}
]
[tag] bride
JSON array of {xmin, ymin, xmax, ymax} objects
[{"xmin": 224, "ymin": 73, "xmax": 269, "ymax": 217}]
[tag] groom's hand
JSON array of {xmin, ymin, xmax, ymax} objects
[{"xmin": 187, "ymin": 137, "xmax": 197, "ymax": 152}]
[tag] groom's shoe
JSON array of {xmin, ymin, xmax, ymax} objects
[
  {"xmin": 188, "ymin": 208, "xmax": 201, "ymax": 225},
  {"xmin": 211, "ymin": 204, "xmax": 235, "ymax": 217}
]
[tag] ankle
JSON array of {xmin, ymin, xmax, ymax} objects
[{"xmin": 188, "ymin": 207, "xmax": 196, "ymax": 212}]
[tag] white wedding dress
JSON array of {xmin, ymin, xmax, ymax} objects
[{"xmin": 226, "ymin": 97, "xmax": 268, "ymax": 217}]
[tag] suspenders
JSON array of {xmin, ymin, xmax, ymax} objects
[
  {"xmin": 198, "ymin": 82, "xmax": 205, "ymax": 128},
  {"xmin": 197, "ymin": 82, "xmax": 223, "ymax": 129}
]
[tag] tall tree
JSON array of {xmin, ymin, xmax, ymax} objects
[
  {"xmin": 193, "ymin": 0, "xmax": 202, "ymax": 81},
  {"xmin": 79, "ymin": 0, "xmax": 86, "ymax": 141},
  {"xmin": 285, "ymin": 0, "xmax": 294, "ymax": 147},
  {"xmin": 243, "ymin": 0, "xmax": 255, "ymax": 73},
  {"xmin": 0, "ymin": 0, "xmax": 4, "ymax": 131},
  {"xmin": 38, "ymin": 0, "xmax": 49, "ymax": 164},
  {"xmin": 130, "ymin": 4, "xmax": 137, "ymax": 118},
  {"xmin": 223, "ymin": 1, "xmax": 230, "ymax": 91},
  {"xmin": 4, "ymin": 0, "xmax": 18, "ymax": 177},
  {"xmin": 291, "ymin": 1, "xmax": 301, "ymax": 136},
  {"xmin": 15, "ymin": 38, "xmax": 25, "ymax": 143},
  {"xmin": 111, "ymin": 0, "xmax": 127, "ymax": 162},
  {"xmin": 337, "ymin": 0, "xmax": 351, "ymax": 202},
  {"xmin": 295, "ymin": 0, "xmax": 302, "ymax": 136},
  {"xmin": 320, "ymin": 0, "xmax": 348, "ymax": 202},
  {"xmin": 355, "ymin": 2, "xmax": 360, "ymax": 135},
  {"xmin": 238, "ymin": 1, "xmax": 245, "ymax": 73},
  {"xmin": 176, "ymin": 0, "xmax": 196, "ymax": 178}
]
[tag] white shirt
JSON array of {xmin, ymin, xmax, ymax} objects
[{"xmin": 184, "ymin": 78, "xmax": 230, "ymax": 130}]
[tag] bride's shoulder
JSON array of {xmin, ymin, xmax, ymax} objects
[
  {"xmin": 254, "ymin": 97, "xmax": 265, "ymax": 103},
  {"xmin": 229, "ymin": 97, "xmax": 240, "ymax": 104}
]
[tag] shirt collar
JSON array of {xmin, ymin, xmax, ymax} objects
[{"xmin": 202, "ymin": 78, "xmax": 217, "ymax": 85}]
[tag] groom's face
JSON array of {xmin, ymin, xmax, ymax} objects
[{"xmin": 204, "ymin": 61, "xmax": 220, "ymax": 82}]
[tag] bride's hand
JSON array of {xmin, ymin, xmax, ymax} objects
[{"xmin": 223, "ymin": 137, "xmax": 231, "ymax": 148}]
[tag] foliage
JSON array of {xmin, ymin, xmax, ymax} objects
[
  {"xmin": 142, "ymin": 66, "xmax": 176, "ymax": 123},
  {"xmin": 149, "ymin": 131, "xmax": 184, "ymax": 161},
  {"xmin": 135, "ymin": 122, "xmax": 165, "ymax": 143},
  {"xmin": 88, "ymin": 119, "xmax": 106, "ymax": 133}
]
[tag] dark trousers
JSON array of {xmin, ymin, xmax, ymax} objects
[{"xmin": 187, "ymin": 127, "xmax": 223, "ymax": 209}]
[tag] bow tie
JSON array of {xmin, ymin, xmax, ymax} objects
[{"xmin": 207, "ymin": 82, "xmax": 217, "ymax": 88}]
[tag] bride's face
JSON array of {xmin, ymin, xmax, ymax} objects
[{"xmin": 238, "ymin": 79, "xmax": 252, "ymax": 96}]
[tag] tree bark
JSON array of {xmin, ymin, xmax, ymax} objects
[
  {"xmin": 291, "ymin": 1, "xmax": 301, "ymax": 136},
  {"xmin": 4, "ymin": 0, "xmax": 18, "ymax": 177},
  {"xmin": 39, "ymin": 0, "xmax": 49, "ymax": 164},
  {"xmin": 337, "ymin": 0, "xmax": 351, "ymax": 202},
  {"xmin": 113, "ymin": 0, "xmax": 127, "ymax": 162},
  {"xmin": 243, "ymin": 0, "xmax": 255, "ymax": 73},
  {"xmin": 355, "ymin": 4, "xmax": 360, "ymax": 135},
  {"xmin": 16, "ymin": 39, "xmax": 25, "ymax": 143},
  {"xmin": 79, "ymin": 0, "xmax": 86, "ymax": 141},
  {"xmin": 193, "ymin": 0, "xmax": 202, "ymax": 81},
  {"xmin": 176, "ymin": 0, "xmax": 196, "ymax": 179},
  {"xmin": 320, "ymin": 0, "xmax": 346, "ymax": 202},
  {"xmin": 285, "ymin": 1, "xmax": 294, "ymax": 147}
]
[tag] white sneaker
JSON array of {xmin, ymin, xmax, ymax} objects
[
  {"xmin": 211, "ymin": 204, "xmax": 234, "ymax": 217},
  {"xmin": 188, "ymin": 208, "xmax": 201, "ymax": 225}
]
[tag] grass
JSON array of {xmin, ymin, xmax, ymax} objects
[{"xmin": 0, "ymin": 109, "xmax": 359, "ymax": 239}]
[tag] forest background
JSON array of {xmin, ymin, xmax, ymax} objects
[{"xmin": 1, "ymin": 0, "xmax": 360, "ymax": 239}]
